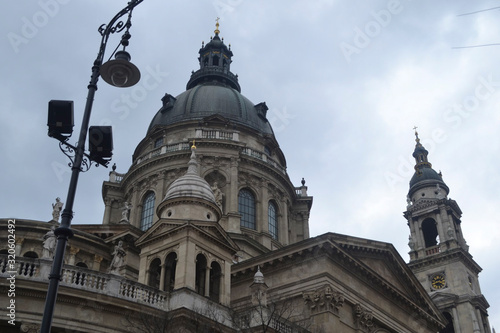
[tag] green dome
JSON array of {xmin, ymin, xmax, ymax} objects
[{"xmin": 148, "ymin": 83, "xmax": 274, "ymax": 135}]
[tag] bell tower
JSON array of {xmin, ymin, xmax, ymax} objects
[{"xmin": 404, "ymin": 130, "xmax": 491, "ymax": 333}]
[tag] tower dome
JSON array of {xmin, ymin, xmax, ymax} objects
[
  {"xmin": 156, "ymin": 145, "xmax": 221, "ymax": 221},
  {"xmin": 163, "ymin": 148, "xmax": 215, "ymax": 203}
]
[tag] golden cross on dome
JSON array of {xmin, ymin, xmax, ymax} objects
[
  {"xmin": 215, "ymin": 17, "xmax": 220, "ymax": 35},
  {"xmin": 191, "ymin": 140, "xmax": 196, "ymax": 149}
]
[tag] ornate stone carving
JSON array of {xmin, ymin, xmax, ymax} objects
[
  {"xmin": 69, "ymin": 246, "xmax": 80, "ymax": 256},
  {"xmin": 353, "ymin": 304, "xmax": 375, "ymax": 332},
  {"xmin": 303, "ymin": 285, "xmax": 345, "ymax": 314},
  {"xmin": 42, "ymin": 226, "xmax": 57, "ymax": 259},
  {"xmin": 120, "ymin": 201, "xmax": 132, "ymax": 223},
  {"xmin": 108, "ymin": 241, "xmax": 126, "ymax": 275},
  {"xmin": 20, "ymin": 323, "xmax": 40, "ymax": 333}
]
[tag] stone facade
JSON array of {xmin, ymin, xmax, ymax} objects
[{"xmin": 0, "ymin": 26, "xmax": 491, "ymax": 333}]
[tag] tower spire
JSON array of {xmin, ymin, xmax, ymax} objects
[{"xmin": 412, "ymin": 127, "xmax": 431, "ymax": 171}]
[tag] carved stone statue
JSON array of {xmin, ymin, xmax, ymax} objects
[
  {"xmin": 211, "ymin": 182, "xmax": 224, "ymax": 212},
  {"xmin": 408, "ymin": 235, "xmax": 416, "ymax": 251},
  {"xmin": 120, "ymin": 202, "xmax": 132, "ymax": 222},
  {"xmin": 109, "ymin": 241, "xmax": 126, "ymax": 275},
  {"xmin": 42, "ymin": 226, "xmax": 57, "ymax": 259},
  {"xmin": 52, "ymin": 197, "xmax": 63, "ymax": 221},
  {"xmin": 436, "ymin": 183, "xmax": 445, "ymax": 199}
]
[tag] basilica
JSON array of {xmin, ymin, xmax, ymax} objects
[{"xmin": 0, "ymin": 24, "xmax": 491, "ymax": 333}]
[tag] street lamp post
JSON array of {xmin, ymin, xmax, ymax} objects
[{"xmin": 41, "ymin": 1, "xmax": 143, "ymax": 332}]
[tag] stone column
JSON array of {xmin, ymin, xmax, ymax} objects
[
  {"xmin": 204, "ymin": 265, "xmax": 211, "ymax": 297},
  {"xmin": 159, "ymin": 263, "xmax": 166, "ymax": 291},
  {"xmin": 102, "ymin": 198, "xmax": 113, "ymax": 225},
  {"xmin": 280, "ymin": 199, "xmax": 288, "ymax": 245},
  {"xmin": 92, "ymin": 255, "xmax": 103, "ymax": 271},
  {"xmin": 227, "ymin": 158, "xmax": 240, "ymax": 232},
  {"xmin": 15, "ymin": 238, "xmax": 24, "ymax": 257},
  {"xmin": 302, "ymin": 211, "xmax": 310, "ymax": 239},
  {"xmin": 260, "ymin": 181, "xmax": 269, "ymax": 234},
  {"xmin": 452, "ymin": 307, "xmax": 462, "ymax": 333},
  {"xmin": 68, "ymin": 247, "xmax": 80, "ymax": 266},
  {"xmin": 435, "ymin": 211, "xmax": 446, "ymax": 245}
]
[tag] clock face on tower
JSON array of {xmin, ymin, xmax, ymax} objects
[{"xmin": 431, "ymin": 273, "xmax": 446, "ymax": 290}]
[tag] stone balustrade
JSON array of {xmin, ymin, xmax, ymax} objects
[
  {"xmin": 241, "ymin": 147, "xmax": 286, "ymax": 174},
  {"xmin": 0, "ymin": 255, "xmax": 233, "ymax": 323},
  {"xmin": 0, "ymin": 255, "xmax": 168, "ymax": 310}
]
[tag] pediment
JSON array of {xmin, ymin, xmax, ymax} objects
[
  {"xmin": 136, "ymin": 218, "xmax": 239, "ymax": 253},
  {"xmin": 327, "ymin": 234, "xmax": 442, "ymax": 317},
  {"xmin": 201, "ymin": 114, "xmax": 232, "ymax": 126}
]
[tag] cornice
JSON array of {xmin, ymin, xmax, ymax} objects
[
  {"xmin": 408, "ymin": 248, "xmax": 482, "ymax": 274},
  {"xmin": 231, "ymin": 233, "xmax": 444, "ymax": 328}
]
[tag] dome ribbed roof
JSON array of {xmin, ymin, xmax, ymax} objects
[
  {"xmin": 148, "ymin": 83, "xmax": 274, "ymax": 135},
  {"xmin": 163, "ymin": 149, "xmax": 216, "ymax": 204}
]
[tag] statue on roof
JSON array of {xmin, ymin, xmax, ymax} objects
[{"xmin": 51, "ymin": 197, "xmax": 63, "ymax": 222}]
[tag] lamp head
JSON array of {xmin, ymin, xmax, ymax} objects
[{"xmin": 100, "ymin": 50, "xmax": 141, "ymax": 87}]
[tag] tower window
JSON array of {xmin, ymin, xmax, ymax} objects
[
  {"xmin": 239, "ymin": 189, "xmax": 256, "ymax": 229},
  {"xmin": 422, "ymin": 218, "xmax": 439, "ymax": 247},
  {"xmin": 164, "ymin": 252, "xmax": 177, "ymax": 292},
  {"xmin": 212, "ymin": 55, "xmax": 220, "ymax": 66},
  {"xmin": 441, "ymin": 312, "xmax": 455, "ymax": 333},
  {"xmin": 264, "ymin": 146, "xmax": 271, "ymax": 156},
  {"xmin": 148, "ymin": 258, "xmax": 161, "ymax": 289},
  {"xmin": 154, "ymin": 137, "xmax": 163, "ymax": 148},
  {"xmin": 268, "ymin": 201, "xmax": 278, "ymax": 240},
  {"xmin": 195, "ymin": 254, "xmax": 207, "ymax": 296},
  {"xmin": 140, "ymin": 192, "xmax": 155, "ymax": 231},
  {"xmin": 209, "ymin": 261, "xmax": 222, "ymax": 303}
]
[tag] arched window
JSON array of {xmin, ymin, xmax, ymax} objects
[
  {"xmin": 268, "ymin": 201, "xmax": 278, "ymax": 240},
  {"xmin": 209, "ymin": 261, "xmax": 222, "ymax": 303},
  {"xmin": 23, "ymin": 251, "xmax": 38, "ymax": 258},
  {"xmin": 212, "ymin": 55, "xmax": 220, "ymax": 66},
  {"xmin": 148, "ymin": 258, "xmax": 161, "ymax": 289},
  {"xmin": 195, "ymin": 254, "xmax": 207, "ymax": 296},
  {"xmin": 422, "ymin": 218, "xmax": 439, "ymax": 248},
  {"xmin": 140, "ymin": 192, "xmax": 156, "ymax": 231},
  {"xmin": 239, "ymin": 189, "xmax": 256, "ymax": 229},
  {"xmin": 164, "ymin": 252, "xmax": 177, "ymax": 292},
  {"xmin": 76, "ymin": 262, "xmax": 88, "ymax": 269},
  {"xmin": 441, "ymin": 312, "xmax": 455, "ymax": 333}
]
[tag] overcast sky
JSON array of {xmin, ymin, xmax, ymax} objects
[{"xmin": 1, "ymin": 0, "xmax": 499, "ymax": 328}]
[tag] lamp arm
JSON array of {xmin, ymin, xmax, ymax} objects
[{"xmin": 95, "ymin": 0, "xmax": 144, "ymax": 67}]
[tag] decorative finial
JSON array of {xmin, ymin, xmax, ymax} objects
[
  {"xmin": 191, "ymin": 140, "xmax": 196, "ymax": 149},
  {"xmin": 301, "ymin": 178, "xmax": 305, "ymax": 186},
  {"xmin": 112, "ymin": 163, "xmax": 117, "ymax": 171},
  {"xmin": 413, "ymin": 126, "xmax": 420, "ymax": 144},
  {"xmin": 215, "ymin": 17, "xmax": 220, "ymax": 35},
  {"xmin": 202, "ymin": 41, "xmax": 204, "ymax": 47}
]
